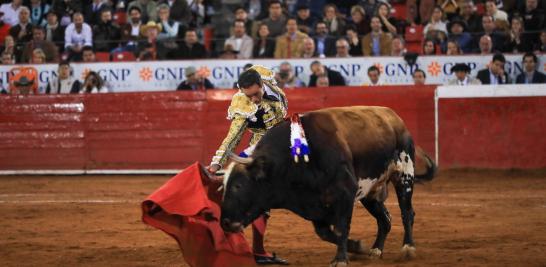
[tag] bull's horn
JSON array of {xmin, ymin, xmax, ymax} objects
[{"xmin": 228, "ymin": 152, "xmax": 253, "ymax": 165}]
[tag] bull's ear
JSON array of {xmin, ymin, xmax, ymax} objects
[{"xmin": 248, "ymin": 157, "xmax": 267, "ymax": 181}]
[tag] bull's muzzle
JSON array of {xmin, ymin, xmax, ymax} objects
[{"xmin": 221, "ymin": 218, "xmax": 244, "ymax": 233}]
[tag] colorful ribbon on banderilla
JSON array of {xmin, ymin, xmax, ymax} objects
[{"xmin": 289, "ymin": 113, "xmax": 310, "ymax": 163}]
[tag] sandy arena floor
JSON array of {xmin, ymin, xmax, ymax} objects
[{"xmin": 0, "ymin": 169, "xmax": 545, "ymax": 267}]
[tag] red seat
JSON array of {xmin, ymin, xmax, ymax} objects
[
  {"xmin": 203, "ymin": 26, "xmax": 213, "ymax": 51},
  {"xmin": 405, "ymin": 24, "xmax": 424, "ymax": 42},
  {"xmin": 112, "ymin": 51, "xmax": 136, "ymax": 62},
  {"xmin": 435, "ymin": 44, "xmax": 443, "ymax": 55},
  {"xmin": 391, "ymin": 3, "xmax": 407, "ymax": 21},
  {"xmin": 95, "ymin": 52, "xmax": 110, "ymax": 62},
  {"xmin": 475, "ymin": 3, "xmax": 485, "ymax": 15},
  {"xmin": 113, "ymin": 11, "xmax": 127, "ymax": 25},
  {"xmin": 406, "ymin": 41, "xmax": 422, "ymax": 54}
]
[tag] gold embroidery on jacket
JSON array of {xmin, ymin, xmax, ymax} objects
[{"xmin": 211, "ymin": 81, "xmax": 287, "ymax": 167}]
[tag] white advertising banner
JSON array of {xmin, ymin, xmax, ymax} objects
[{"xmin": 1, "ymin": 55, "xmax": 545, "ymax": 93}]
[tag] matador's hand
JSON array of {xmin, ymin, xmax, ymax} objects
[{"xmin": 207, "ymin": 164, "xmax": 221, "ymax": 174}]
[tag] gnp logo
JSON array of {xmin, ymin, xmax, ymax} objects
[
  {"xmin": 427, "ymin": 61, "xmax": 441, "ymax": 77},
  {"xmin": 140, "ymin": 67, "xmax": 153, "ymax": 81},
  {"xmin": 383, "ymin": 63, "xmax": 421, "ymax": 76},
  {"xmin": 95, "ymin": 69, "xmax": 131, "ymax": 81}
]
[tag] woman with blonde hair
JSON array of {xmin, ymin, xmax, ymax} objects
[
  {"xmin": 0, "ymin": 35, "xmax": 19, "ymax": 62},
  {"xmin": 349, "ymin": 5, "xmax": 370, "ymax": 36},
  {"xmin": 30, "ymin": 48, "xmax": 46, "ymax": 64}
]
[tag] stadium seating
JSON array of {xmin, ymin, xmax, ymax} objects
[
  {"xmin": 112, "ymin": 51, "xmax": 136, "ymax": 62},
  {"xmin": 95, "ymin": 52, "xmax": 111, "ymax": 62}
]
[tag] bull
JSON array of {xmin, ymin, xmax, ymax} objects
[{"xmin": 219, "ymin": 106, "xmax": 436, "ymax": 266}]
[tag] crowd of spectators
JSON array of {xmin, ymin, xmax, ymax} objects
[
  {"xmin": 0, "ymin": 0, "xmax": 545, "ymax": 64},
  {"xmin": 1, "ymin": 0, "xmax": 546, "ymax": 94}
]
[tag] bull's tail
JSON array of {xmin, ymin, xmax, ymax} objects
[{"xmin": 414, "ymin": 146, "xmax": 436, "ymax": 182}]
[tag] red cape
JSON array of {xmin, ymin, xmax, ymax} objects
[{"xmin": 142, "ymin": 162, "xmax": 256, "ymax": 267}]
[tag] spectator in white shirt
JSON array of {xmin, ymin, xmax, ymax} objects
[
  {"xmin": 423, "ymin": 6, "xmax": 448, "ymax": 39},
  {"xmin": 224, "ymin": 19, "xmax": 253, "ymax": 59},
  {"xmin": 485, "ymin": 0, "xmax": 508, "ymax": 23},
  {"xmin": 65, "ymin": 12, "xmax": 93, "ymax": 61},
  {"xmin": 0, "ymin": 0, "xmax": 23, "ymax": 26}
]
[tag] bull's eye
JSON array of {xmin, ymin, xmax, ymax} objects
[{"xmin": 232, "ymin": 183, "xmax": 242, "ymax": 192}]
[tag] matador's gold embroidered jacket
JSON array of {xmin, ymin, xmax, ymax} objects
[{"xmin": 210, "ymin": 66, "xmax": 288, "ymax": 167}]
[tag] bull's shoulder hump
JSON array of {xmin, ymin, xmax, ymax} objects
[
  {"xmin": 307, "ymin": 106, "xmax": 394, "ymax": 115},
  {"xmin": 306, "ymin": 106, "xmax": 399, "ymax": 121}
]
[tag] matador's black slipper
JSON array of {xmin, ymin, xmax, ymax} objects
[{"xmin": 255, "ymin": 253, "xmax": 289, "ymax": 265}]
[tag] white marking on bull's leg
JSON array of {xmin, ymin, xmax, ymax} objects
[
  {"xmin": 396, "ymin": 151, "xmax": 415, "ymax": 191},
  {"xmin": 369, "ymin": 248, "xmax": 382, "ymax": 259},
  {"xmin": 355, "ymin": 178, "xmax": 377, "ymax": 201},
  {"xmin": 400, "ymin": 244, "xmax": 417, "ymax": 259}
]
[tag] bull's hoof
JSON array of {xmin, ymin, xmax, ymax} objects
[
  {"xmin": 329, "ymin": 260, "xmax": 348, "ymax": 267},
  {"xmin": 368, "ymin": 248, "xmax": 382, "ymax": 259},
  {"xmin": 347, "ymin": 239, "xmax": 368, "ymax": 254},
  {"xmin": 400, "ymin": 244, "xmax": 416, "ymax": 260}
]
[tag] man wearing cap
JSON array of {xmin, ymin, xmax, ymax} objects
[
  {"xmin": 9, "ymin": 65, "xmax": 38, "ymax": 95},
  {"xmin": 448, "ymin": 19, "xmax": 473, "ymax": 53},
  {"xmin": 218, "ymin": 43, "xmax": 239, "ymax": 59},
  {"xmin": 176, "ymin": 66, "xmax": 214, "ymax": 91},
  {"xmin": 207, "ymin": 65, "xmax": 288, "ymax": 265},
  {"xmin": 447, "ymin": 63, "xmax": 481, "ymax": 85},
  {"xmin": 136, "ymin": 21, "xmax": 165, "ymax": 59}
]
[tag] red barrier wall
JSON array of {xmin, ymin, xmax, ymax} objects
[
  {"xmin": 0, "ymin": 86, "xmax": 436, "ymax": 171},
  {"xmin": 438, "ymin": 97, "xmax": 546, "ymax": 169}
]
